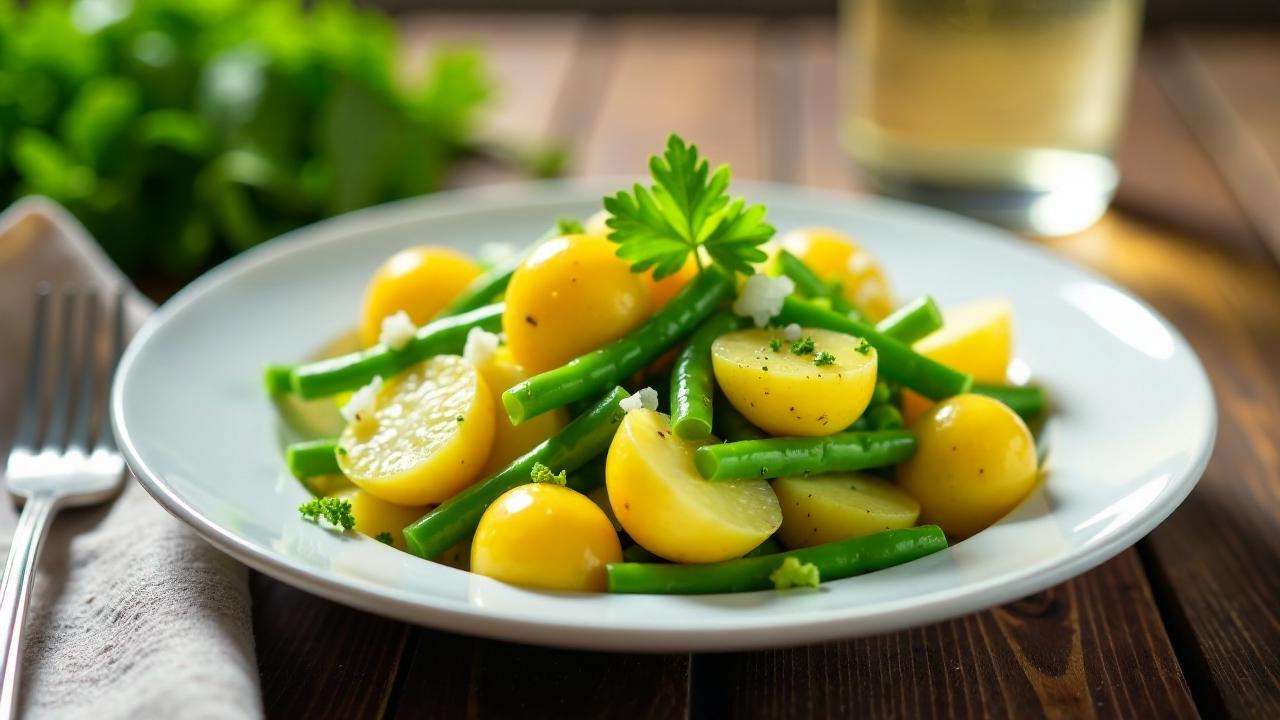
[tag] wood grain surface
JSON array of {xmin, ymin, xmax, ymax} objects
[{"xmin": 249, "ymin": 14, "xmax": 1280, "ymax": 719}]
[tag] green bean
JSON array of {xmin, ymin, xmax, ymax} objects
[
  {"xmin": 502, "ymin": 267, "xmax": 735, "ymax": 424},
  {"xmin": 607, "ymin": 525, "xmax": 948, "ymax": 594},
  {"xmin": 776, "ymin": 249, "xmax": 864, "ymax": 320},
  {"xmin": 870, "ymin": 380, "xmax": 892, "ymax": 406},
  {"xmin": 285, "ymin": 439, "xmax": 341, "ymax": 479},
  {"xmin": 864, "ymin": 404, "xmax": 905, "ymax": 431},
  {"xmin": 743, "ymin": 537, "xmax": 784, "ymax": 558},
  {"xmin": 403, "ymin": 387, "xmax": 629, "ymax": 559},
  {"xmin": 876, "ymin": 296, "xmax": 943, "ymax": 345},
  {"xmin": 670, "ymin": 313, "xmax": 747, "ymax": 440},
  {"xmin": 973, "ymin": 383, "xmax": 1049, "ymax": 419},
  {"xmin": 264, "ymin": 365, "xmax": 294, "ymax": 396},
  {"xmin": 712, "ymin": 399, "xmax": 767, "ymax": 442},
  {"xmin": 280, "ymin": 304, "xmax": 503, "ymax": 399},
  {"xmin": 776, "ymin": 297, "xmax": 971, "ymax": 400},
  {"xmin": 694, "ymin": 429, "xmax": 916, "ymax": 481}
]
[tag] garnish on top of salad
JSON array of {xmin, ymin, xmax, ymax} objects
[{"xmin": 266, "ymin": 134, "xmax": 1048, "ymax": 595}]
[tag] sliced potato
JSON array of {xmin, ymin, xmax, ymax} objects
[
  {"xmin": 904, "ymin": 298, "xmax": 1013, "ymax": 423},
  {"xmin": 606, "ymin": 409, "xmax": 781, "ymax": 563},
  {"xmin": 338, "ymin": 356, "xmax": 494, "ymax": 506},
  {"xmin": 475, "ymin": 347, "xmax": 568, "ymax": 475},
  {"xmin": 337, "ymin": 489, "xmax": 428, "ymax": 552},
  {"xmin": 712, "ymin": 327, "xmax": 877, "ymax": 437},
  {"xmin": 773, "ymin": 473, "xmax": 920, "ymax": 549}
]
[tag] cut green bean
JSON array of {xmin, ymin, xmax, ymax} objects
[
  {"xmin": 694, "ymin": 429, "xmax": 916, "ymax": 481},
  {"xmin": 876, "ymin": 296, "xmax": 943, "ymax": 345},
  {"xmin": 264, "ymin": 365, "xmax": 294, "ymax": 396},
  {"xmin": 279, "ymin": 304, "xmax": 504, "ymax": 399},
  {"xmin": 776, "ymin": 249, "xmax": 863, "ymax": 320},
  {"xmin": 776, "ymin": 297, "xmax": 971, "ymax": 400},
  {"xmin": 285, "ymin": 439, "xmax": 341, "ymax": 479},
  {"xmin": 403, "ymin": 387, "xmax": 629, "ymax": 559},
  {"xmin": 973, "ymin": 383, "xmax": 1049, "ymax": 419},
  {"xmin": 712, "ymin": 399, "xmax": 767, "ymax": 442},
  {"xmin": 671, "ymin": 313, "xmax": 747, "ymax": 440},
  {"xmin": 743, "ymin": 537, "xmax": 784, "ymax": 558},
  {"xmin": 502, "ymin": 267, "xmax": 735, "ymax": 425},
  {"xmin": 607, "ymin": 525, "xmax": 947, "ymax": 594}
]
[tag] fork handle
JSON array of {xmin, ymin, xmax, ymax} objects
[{"xmin": 0, "ymin": 494, "xmax": 61, "ymax": 720}]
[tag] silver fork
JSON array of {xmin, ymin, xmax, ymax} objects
[{"xmin": 0, "ymin": 286, "xmax": 126, "ymax": 719}]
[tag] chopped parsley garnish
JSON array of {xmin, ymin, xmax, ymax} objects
[
  {"xmin": 769, "ymin": 337, "xmax": 783, "ymax": 352},
  {"xmin": 530, "ymin": 462, "xmax": 567, "ymax": 486},
  {"xmin": 790, "ymin": 336, "xmax": 815, "ymax": 355},
  {"xmin": 556, "ymin": 217, "xmax": 585, "ymax": 235},
  {"xmin": 602, "ymin": 134, "xmax": 774, "ymax": 279},
  {"xmin": 456, "ymin": 415, "xmax": 464, "ymax": 422},
  {"xmin": 375, "ymin": 532, "xmax": 393, "ymax": 545},
  {"xmin": 814, "ymin": 351, "xmax": 837, "ymax": 366},
  {"xmin": 854, "ymin": 338, "xmax": 871, "ymax": 355},
  {"xmin": 298, "ymin": 497, "xmax": 355, "ymax": 531},
  {"xmin": 770, "ymin": 557, "xmax": 820, "ymax": 589}
]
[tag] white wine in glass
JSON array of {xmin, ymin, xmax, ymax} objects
[{"xmin": 842, "ymin": 0, "xmax": 1143, "ymax": 235}]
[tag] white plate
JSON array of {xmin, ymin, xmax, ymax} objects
[{"xmin": 112, "ymin": 180, "xmax": 1215, "ymax": 652}]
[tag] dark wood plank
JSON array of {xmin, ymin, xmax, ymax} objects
[
  {"xmin": 692, "ymin": 19, "xmax": 1200, "ymax": 719},
  {"xmin": 1044, "ymin": 212, "xmax": 1280, "ymax": 719},
  {"xmin": 251, "ymin": 571, "xmax": 410, "ymax": 719},
  {"xmin": 392, "ymin": 633, "xmax": 689, "ymax": 719},
  {"xmin": 694, "ymin": 553, "xmax": 1195, "ymax": 718}
]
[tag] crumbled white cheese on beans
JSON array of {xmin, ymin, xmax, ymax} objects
[
  {"xmin": 378, "ymin": 311, "xmax": 416, "ymax": 351},
  {"xmin": 733, "ymin": 274, "xmax": 795, "ymax": 328},
  {"xmin": 463, "ymin": 327, "xmax": 501, "ymax": 366},
  {"xmin": 782, "ymin": 323, "xmax": 802, "ymax": 341},
  {"xmin": 341, "ymin": 376, "xmax": 383, "ymax": 423},
  {"xmin": 620, "ymin": 387, "xmax": 659, "ymax": 414}
]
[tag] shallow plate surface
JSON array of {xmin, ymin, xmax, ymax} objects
[{"xmin": 113, "ymin": 180, "xmax": 1214, "ymax": 651}]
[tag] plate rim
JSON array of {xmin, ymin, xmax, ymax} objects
[{"xmin": 111, "ymin": 178, "xmax": 1217, "ymax": 651}]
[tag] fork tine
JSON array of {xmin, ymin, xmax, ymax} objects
[
  {"xmin": 66, "ymin": 291, "xmax": 99, "ymax": 453},
  {"xmin": 95, "ymin": 290, "xmax": 125, "ymax": 454},
  {"xmin": 10, "ymin": 286, "xmax": 51, "ymax": 453},
  {"xmin": 41, "ymin": 287, "xmax": 78, "ymax": 453}
]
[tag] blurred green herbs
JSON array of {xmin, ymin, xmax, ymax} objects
[{"xmin": 0, "ymin": 0, "xmax": 556, "ymax": 278}]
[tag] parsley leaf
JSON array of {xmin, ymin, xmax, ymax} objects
[
  {"xmin": 556, "ymin": 217, "xmax": 585, "ymax": 235},
  {"xmin": 770, "ymin": 557, "xmax": 820, "ymax": 589},
  {"xmin": 790, "ymin": 336, "xmax": 815, "ymax": 355},
  {"xmin": 602, "ymin": 134, "xmax": 774, "ymax": 279},
  {"xmin": 814, "ymin": 351, "xmax": 837, "ymax": 366},
  {"xmin": 298, "ymin": 497, "xmax": 355, "ymax": 531},
  {"xmin": 769, "ymin": 337, "xmax": 783, "ymax": 352},
  {"xmin": 854, "ymin": 338, "xmax": 871, "ymax": 355},
  {"xmin": 531, "ymin": 462, "xmax": 567, "ymax": 486}
]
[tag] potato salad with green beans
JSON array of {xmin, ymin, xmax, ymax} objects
[{"xmin": 266, "ymin": 134, "xmax": 1049, "ymax": 595}]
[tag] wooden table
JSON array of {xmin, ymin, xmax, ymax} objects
[{"xmin": 251, "ymin": 14, "xmax": 1280, "ymax": 718}]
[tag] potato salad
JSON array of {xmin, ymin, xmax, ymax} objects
[{"xmin": 268, "ymin": 134, "xmax": 1048, "ymax": 595}]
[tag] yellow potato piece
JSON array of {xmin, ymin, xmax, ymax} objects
[
  {"xmin": 712, "ymin": 327, "xmax": 878, "ymax": 437},
  {"xmin": 779, "ymin": 227, "xmax": 894, "ymax": 321},
  {"xmin": 337, "ymin": 356, "xmax": 495, "ymax": 506},
  {"xmin": 606, "ymin": 409, "xmax": 781, "ymax": 563},
  {"xmin": 773, "ymin": 473, "xmax": 920, "ymax": 549},
  {"xmin": 337, "ymin": 489, "xmax": 428, "ymax": 552},
  {"xmin": 897, "ymin": 394, "xmax": 1038, "ymax": 539},
  {"xmin": 358, "ymin": 246, "xmax": 482, "ymax": 347},
  {"xmin": 471, "ymin": 483, "xmax": 622, "ymax": 592},
  {"xmin": 904, "ymin": 298, "xmax": 1013, "ymax": 423},
  {"xmin": 475, "ymin": 347, "xmax": 568, "ymax": 475},
  {"xmin": 503, "ymin": 234, "xmax": 650, "ymax": 374}
]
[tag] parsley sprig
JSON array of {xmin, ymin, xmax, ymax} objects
[
  {"xmin": 298, "ymin": 497, "xmax": 355, "ymax": 531},
  {"xmin": 603, "ymin": 134, "xmax": 774, "ymax": 279}
]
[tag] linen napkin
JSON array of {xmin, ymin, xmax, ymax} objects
[{"xmin": 0, "ymin": 198, "xmax": 263, "ymax": 719}]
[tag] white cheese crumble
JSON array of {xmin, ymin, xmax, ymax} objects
[
  {"xmin": 378, "ymin": 311, "xmax": 416, "ymax": 351},
  {"xmin": 463, "ymin": 327, "xmax": 500, "ymax": 366},
  {"xmin": 340, "ymin": 376, "xmax": 383, "ymax": 423},
  {"xmin": 620, "ymin": 387, "xmax": 659, "ymax": 414},
  {"xmin": 733, "ymin": 274, "xmax": 795, "ymax": 328},
  {"xmin": 781, "ymin": 323, "xmax": 802, "ymax": 341}
]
